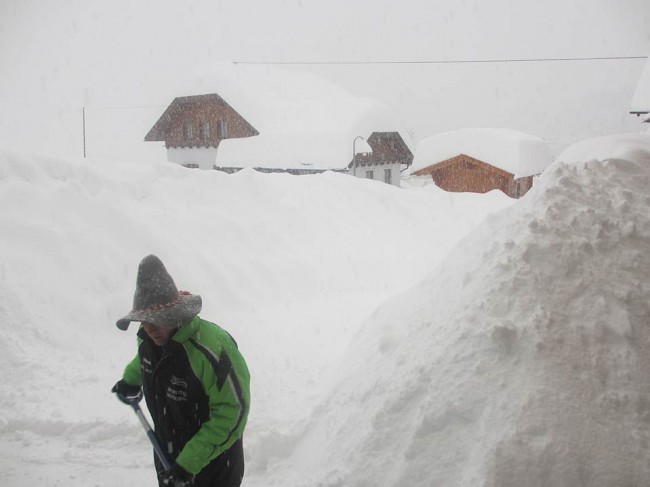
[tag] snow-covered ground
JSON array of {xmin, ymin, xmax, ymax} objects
[{"xmin": 1, "ymin": 132, "xmax": 650, "ymax": 486}]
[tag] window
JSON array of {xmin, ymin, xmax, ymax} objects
[
  {"xmin": 184, "ymin": 122, "xmax": 193, "ymax": 139},
  {"xmin": 384, "ymin": 168, "xmax": 392, "ymax": 184},
  {"xmin": 366, "ymin": 170, "xmax": 374, "ymax": 179},
  {"xmin": 200, "ymin": 121, "xmax": 210, "ymax": 142},
  {"xmin": 219, "ymin": 120, "xmax": 228, "ymax": 138}
]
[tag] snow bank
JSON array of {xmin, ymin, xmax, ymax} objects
[
  {"xmin": 412, "ymin": 128, "xmax": 553, "ymax": 178},
  {"xmin": 5, "ymin": 132, "xmax": 648, "ymax": 487},
  {"xmin": 0, "ymin": 149, "xmax": 512, "ymax": 486},
  {"xmin": 262, "ymin": 136, "xmax": 650, "ymax": 486}
]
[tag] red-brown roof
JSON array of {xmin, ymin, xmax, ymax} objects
[
  {"xmin": 351, "ymin": 132, "xmax": 413, "ymax": 168},
  {"xmin": 144, "ymin": 93, "xmax": 258, "ymax": 142}
]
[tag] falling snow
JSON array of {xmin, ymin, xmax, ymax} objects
[{"xmin": 1, "ymin": 133, "xmax": 650, "ymax": 486}]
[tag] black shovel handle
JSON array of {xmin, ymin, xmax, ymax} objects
[
  {"xmin": 130, "ymin": 401, "xmax": 174, "ymax": 471},
  {"xmin": 116, "ymin": 390, "xmax": 174, "ymax": 471},
  {"xmin": 116, "ymin": 389, "xmax": 189, "ymax": 486}
]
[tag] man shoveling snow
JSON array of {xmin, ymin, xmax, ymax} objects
[{"xmin": 112, "ymin": 255, "xmax": 251, "ymax": 487}]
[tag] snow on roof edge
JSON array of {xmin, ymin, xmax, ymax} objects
[{"xmin": 411, "ymin": 128, "xmax": 553, "ymax": 178}]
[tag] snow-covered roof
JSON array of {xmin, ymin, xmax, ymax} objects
[
  {"xmin": 172, "ymin": 62, "xmax": 410, "ymax": 170},
  {"xmin": 411, "ymin": 128, "xmax": 553, "ymax": 178},
  {"xmin": 215, "ymin": 132, "xmax": 355, "ymax": 171},
  {"xmin": 556, "ymin": 133, "xmax": 650, "ymax": 165},
  {"xmin": 631, "ymin": 56, "xmax": 650, "ymax": 114}
]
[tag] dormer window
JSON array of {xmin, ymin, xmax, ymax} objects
[
  {"xmin": 200, "ymin": 121, "xmax": 210, "ymax": 142},
  {"xmin": 219, "ymin": 120, "xmax": 228, "ymax": 138},
  {"xmin": 184, "ymin": 122, "xmax": 193, "ymax": 139}
]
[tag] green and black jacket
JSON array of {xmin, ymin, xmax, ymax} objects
[{"xmin": 122, "ymin": 316, "xmax": 250, "ymax": 475}]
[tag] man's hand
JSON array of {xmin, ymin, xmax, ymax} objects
[
  {"xmin": 111, "ymin": 379, "xmax": 142, "ymax": 404},
  {"xmin": 159, "ymin": 463, "xmax": 194, "ymax": 486}
]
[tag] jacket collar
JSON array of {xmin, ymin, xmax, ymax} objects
[
  {"xmin": 171, "ymin": 315, "xmax": 200, "ymax": 344},
  {"xmin": 136, "ymin": 315, "xmax": 200, "ymax": 345}
]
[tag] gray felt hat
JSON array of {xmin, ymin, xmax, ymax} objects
[{"xmin": 116, "ymin": 254, "xmax": 202, "ymax": 330}]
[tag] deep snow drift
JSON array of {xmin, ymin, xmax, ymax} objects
[
  {"xmin": 0, "ymin": 149, "xmax": 511, "ymax": 486},
  {"xmin": 259, "ymin": 134, "xmax": 650, "ymax": 487},
  {"xmin": 1, "ymin": 133, "xmax": 650, "ymax": 487}
]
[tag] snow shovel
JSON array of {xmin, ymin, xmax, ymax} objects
[{"xmin": 115, "ymin": 389, "xmax": 184, "ymax": 486}]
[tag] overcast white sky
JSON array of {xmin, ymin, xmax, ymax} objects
[{"xmin": 0, "ymin": 0, "xmax": 649, "ymax": 161}]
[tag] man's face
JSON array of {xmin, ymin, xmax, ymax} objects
[{"xmin": 142, "ymin": 322, "xmax": 176, "ymax": 346}]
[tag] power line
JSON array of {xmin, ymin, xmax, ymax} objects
[
  {"xmin": 84, "ymin": 104, "xmax": 166, "ymax": 111},
  {"xmin": 235, "ymin": 55, "xmax": 646, "ymax": 66}
]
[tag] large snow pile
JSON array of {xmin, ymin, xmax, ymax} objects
[
  {"xmin": 2, "ymin": 132, "xmax": 650, "ymax": 487},
  {"xmin": 411, "ymin": 128, "xmax": 553, "ymax": 178},
  {"xmin": 0, "ymin": 149, "xmax": 511, "ymax": 486},
  {"xmin": 256, "ymin": 134, "xmax": 650, "ymax": 486}
]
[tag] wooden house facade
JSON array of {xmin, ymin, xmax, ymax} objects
[
  {"xmin": 410, "ymin": 128, "xmax": 552, "ymax": 198},
  {"xmin": 412, "ymin": 154, "xmax": 533, "ymax": 198}
]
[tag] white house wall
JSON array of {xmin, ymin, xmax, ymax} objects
[
  {"xmin": 167, "ymin": 147, "xmax": 219, "ymax": 170},
  {"xmin": 349, "ymin": 162, "xmax": 402, "ymax": 187}
]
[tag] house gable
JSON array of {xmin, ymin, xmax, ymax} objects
[
  {"xmin": 350, "ymin": 132, "xmax": 413, "ymax": 169},
  {"xmin": 414, "ymin": 154, "xmax": 521, "ymax": 196},
  {"xmin": 144, "ymin": 93, "xmax": 259, "ymax": 149},
  {"xmin": 365, "ymin": 132, "xmax": 413, "ymax": 165}
]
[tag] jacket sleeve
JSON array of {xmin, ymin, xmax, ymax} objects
[
  {"xmin": 122, "ymin": 341, "xmax": 142, "ymax": 386},
  {"xmin": 122, "ymin": 355, "xmax": 142, "ymax": 386},
  {"xmin": 175, "ymin": 341, "xmax": 250, "ymax": 475}
]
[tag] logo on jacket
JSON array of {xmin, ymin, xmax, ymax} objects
[
  {"xmin": 166, "ymin": 375, "xmax": 189, "ymax": 402},
  {"xmin": 170, "ymin": 375, "xmax": 188, "ymax": 388}
]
